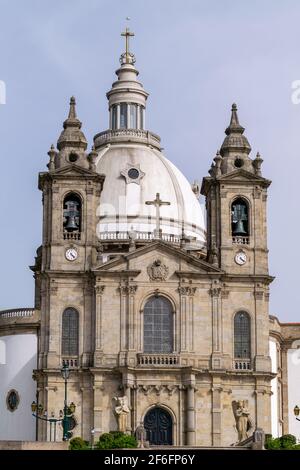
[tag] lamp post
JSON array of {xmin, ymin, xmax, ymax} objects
[
  {"xmin": 294, "ymin": 405, "xmax": 300, "ymax": 421},
  {"xmin": 31, "ymin": 364, "xmax": 76, "ymax": 441},
  {"xmin": 61, "ymin": 363, "xmax": 70, "ymax": 441},
  {"xmin": 31, "ymin": 402, "xmax": 62, "ymax": 442}
]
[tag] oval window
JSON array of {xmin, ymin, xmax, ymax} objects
[{"xmin": 6, "ymin": 389, "xmax": 20, "ymax": 412}]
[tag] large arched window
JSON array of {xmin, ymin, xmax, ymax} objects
[
  {"xmin": 234, "ymin": 311, "xmax": 251, "ymax": 358},
  {"xmin": 231, "ymin": 198, "xmax": 249, "ymax": 237},
  {"xmin": 144, "ymin": 297, "xmax": 173, "ymax": 353},
  {"xmin": 62, "ymin": 308, "xmax": 79, "ymax": 356},
  {"xmin": 63, "ymin": 193, "xmax": 81, "ymax": 235}
]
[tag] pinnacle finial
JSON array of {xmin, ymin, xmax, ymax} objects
[
  {"xmin": 57, "ymin": 97, "xmax": 87, "ymax": 150},
  {"xmin": 68, "ymin": 96, "xmax": 77, "ymax": 120},
  {"xmin": 225, "ymin": 102, "xmax": 245, "ymax": 136},
  {"xmin": 221, "ymin": 103, "xmax": 251, "ymax": 156}
]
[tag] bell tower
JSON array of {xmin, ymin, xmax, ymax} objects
[
  {"xmin": 36, "ymin": 97, "xmax": 105, "ymax": 370},
  {"xmin": 201, "ymin": 104, "xmax": 273, "ymax": 379},
  {"xmin": 201, "ymin": 104, "xmax": 271, "ymax": 276}
]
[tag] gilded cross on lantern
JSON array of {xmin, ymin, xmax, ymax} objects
[
  {"xmin": 121, "ymin": 27, "xmax": 135, "ymax": 61},
  {"xmin": 145, "ymin": 193, "xmax": 171, "ymax": 239}
]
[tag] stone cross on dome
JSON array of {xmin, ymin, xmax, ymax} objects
[
  {"xmin": 145, "ymin": 193, "xmax": 171, "ymax": 239},
  {"xmin": 121, "ymin": 26, "xmax": 135, "ymax": 64}
]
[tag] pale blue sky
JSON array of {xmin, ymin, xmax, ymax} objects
[{"xmin": 0, "ymin": 0, "xmax": 299, "ymax": 321}]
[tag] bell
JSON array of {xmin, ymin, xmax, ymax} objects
[
  {"xmin": 233, "ymin": 219, "xmax": 246, "ymax": 235},
  {"xmin": 65, "ymin": 215, "xmax": 78, "ymax": 231},
  {"xmin": 64, "ymin": 200, "xmax": 80, "ymax": 232},
  {"xmin": 232, "ymin": 203, "xmax": 247, "ymax": 235}
]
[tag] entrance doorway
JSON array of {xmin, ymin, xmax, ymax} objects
[{"xmin": 144, "ymin": 407, "xmax": 173, "ymax": 445}]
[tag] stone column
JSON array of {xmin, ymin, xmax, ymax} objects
[
  {"xmin": 94, "ymin": 285, "xmax": 105, "ymax": 366},
  {"xmin": 178, "ymin": 286, "xmax": 197, "ymax": 353},
  {"xmin": 127, "ymin": 104, "xmax": 130, "ymax": 129},
  {"xmin": 81, "ymin": 385, "xmax": 92, "ymax": 441},
  {"xmin": 93, "ymin": 380, "xmax": 104, "ymax": 442},
  {"xmin": 210, "ymin": 282, "xmax": 222, "ymax": 370},
  {"xmin": 254, "ymin": 384, "xmax": 272, "ymax": 434},
  {"xmin": 116, "ymin": 104, "xmax": 120, "ymax": 129},
  {"xmin": 179, "ymin": 288, "xmax": 188, "ymax": 352},
  {"xmin": 211, "ymin": 385, "xmax": 222, "ymax": 446},
  {"xmin": 280, "ymin": 344, "xmax": 289, "ymax": 434},
  {"xmin": 137, "ymin": 105, "xmax": 141, "ymax": 129},
  {"xmin": 186, "ymin": 385, "xmax": 196, "ymax": 445},
  {"xmin": 128, "ymin": 286, "xmax": 138, "ymax": 351},
  {"xmin": 254, "ymin": 289, "xmax": 271, "ymax": 371}
]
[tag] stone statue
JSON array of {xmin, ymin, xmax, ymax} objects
[
  {"xmin": 135, "ymin": 423, "xmax": 148, "ymax": 448},
  {"xmin": 232, "ymin": 400, "xmax": 252, "ymax": 442},
  {"xmin": 113, "ymin": 396, "xmax": 130, "ymax": 432},
  {"xmin": 252, "ymin": 427, "xmax": 265, "ymax": 450}
]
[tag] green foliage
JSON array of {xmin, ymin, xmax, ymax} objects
[
  {"xmin": 265, "ymin": 434, "xmax": 299, "ymax": 450},
  {"xmin": 95, "ymin": 431, "xmax": 137, "ymax": 449},
  {"xmin": 69, "ymin": 437, "xmax": 90, "ymax": 450},
  {"xmin": 280, "ymin": 434, "xmax": 296, "ymax": 448}
]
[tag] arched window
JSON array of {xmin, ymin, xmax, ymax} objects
[
  {"xmin": 231, "ymin": 198, "xmax": 249, "ymax": 237},
  {"xmin": 63, "ymin": 193, "xmax": 81, "ymax": 234},
  {"xmin": 144, "ymin": 296, "xmax": 173, "ymax": 353},
  {"xmin": 62, "ymin": 308, "xmax": 79, "ymax": 356},
  {"xmin": 234, "ymin": 311, "xmax": 251, "ymax": 358}
]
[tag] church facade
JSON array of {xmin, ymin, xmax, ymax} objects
[{"xmin": 1, "ymin": 31, "xmax": 300, "ymax": 446}]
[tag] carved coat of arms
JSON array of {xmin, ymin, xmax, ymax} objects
[{"xmin": 147, "ymin": 259, "xmax": 169, "ymax": 281}]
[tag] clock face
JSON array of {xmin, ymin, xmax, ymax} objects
[
  {"xmin": 235, "ymin": 251, "xmax": 247, "ymax": 265},
  {"xmin": 65, "ymin": 248, "xmax": 78, "ymax": 261}
]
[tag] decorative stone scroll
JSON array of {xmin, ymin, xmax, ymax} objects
[{"xmin": 147, "ymin": 259, "xmax": 169, "ymax": 281}]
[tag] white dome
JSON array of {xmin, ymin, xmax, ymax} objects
[{"xmin": 95, "ymin": 144, "xmax": 206, "ymax": 247}]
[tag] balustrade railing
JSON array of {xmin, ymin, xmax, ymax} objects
[
  {"xmin": 63, "ymin": 232, "xmax": 81, "ymax": 241},
  {"xmin": 98, "ymin": 231, "xmax": 181, "ymax": 244},
  {"xmin": 0, "ymin": 308, "xmax": 35, "ymax": 318},
  {"xmin": 233, "ymin": 359, "xmax": 252, "ymax": 370},
  {"xmin": 62, "ymin": 357, "xmax": 79, "ymax": 368},
  {"xmin": 138, "ymin": 354, "xmax": 179, "ymax": 366},
  {"xmin": 232, "ymin": 236, "xmax": 249, "ymax": 245},
  {"xmin": 94, "ymin": 129, "xmax": 161, "ymax": 149}
]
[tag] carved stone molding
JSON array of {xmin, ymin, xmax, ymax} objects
[
  {"xmin": 253, "ymin": 187, "xmax": 262, "ymax": 199},
  {"xmin": 45, "ymin": 386, "xmax": 58, "ymax": 392},
  {"xmin": 95, "ymin": 285, "xmax": 105, "ymax": 295},
  {"xmin": 147, "ymin": 259, "xmax": 169, "ymax": 281},
  {"xmin": 221, "ymin": 288, "xmax": 230, "ymax": 299},
  {"xmin": 210, "ymin": 287, "xmax": 221, "ymax": 297},
  {"xmin": 119, "ymin": 285, "xmax": 138, "ymax": 295},
  {"xmin": 178, "ymin": 286, "xmax": 197, "ymax": 296},
  {"xmin": 138, "ymin": 384, "xmax": 180, "ymax": 396},
  {"xmin": 253, "ymin": 290, "xmax": 264, "ymax": 300},
  {"xmin": 50, "ymin": 286, "xmax": 58, "ymax": 295},
  {"xmin": 93, "ymin": 385, "xmax": 105, "ymax": 392}
]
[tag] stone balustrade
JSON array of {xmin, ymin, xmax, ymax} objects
[
  {"xmin": 0, "ymin": 308, "xmax": 35, "ymax": 318},
  {"xmin": 62, "ymin": 357, "xmax": 79, "ymax": 368},
  {"xmin": 63, "ymin": 232, "xmax": 81, "ymax": 241},
  {"xmin": 94, "ymin": 129, "xmax": 161, "ymax": 150},
  {"xmin": 98, "ymin": 231, "xmax": 181, "ymax": 244},
  {"xmin": 233, "ymin": 359, "xmax": 252, "ymax": 370},
  {"xmin": 137, "ymin": 354, "xmax": 179, "ymax": 366},
  {"xmin": 232, "ymin": 236, "xmax": 249, "ymax": 245}
]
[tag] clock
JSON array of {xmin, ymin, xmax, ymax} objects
[
  {"xmin": 65, "ymin": 248, "xmax": 78, "ymax": 261},
  {"xmin": 235, "ymin": 251, "xmax": 247, "ymax": 265}
]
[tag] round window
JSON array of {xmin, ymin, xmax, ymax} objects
[
  {"xmin": 128, "ymin": 168, "xmax": 140, "ymax": 179},
  {"xmin": 6, "ymin": 390, "xmax": 20, "ymax": 412},
  {"xmin": 69, "ymin": 153, "xmax": 79, "ymax": 163},
  {"xmin": 234, "ymin": 158, "xmax": 244, "ymax": 168}
]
